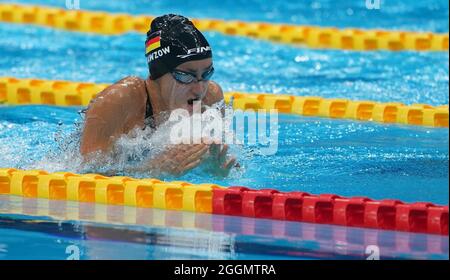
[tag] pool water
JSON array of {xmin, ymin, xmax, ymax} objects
[
  {"xmin": 1, "ymin": 196, "xmax": 448, "ymax": 260},
  {"xmin": 0, "ymin": 0, "xmax": 449, "ymax": 259}
]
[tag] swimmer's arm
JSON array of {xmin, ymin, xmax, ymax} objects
[
  {"xmin": 80, "ymin": 78, "xmax": 145, "ymax": 157},
  {"xmin": 80, "ymin": 115, "xmax": 112, "ymax": 156},
  {"xmin": 205, "ymin": 82, "xmax": 239, "ymax": 175},
  {"xmin": 126, "ymin": 144, "xmax": 210, "ymax": 176},
  {"xmin": 207, "ymin": 81, "xmax": 224, "ymax": 100},
  {"xmin": 206, "ymin": 81, "xmax": 225, "ymax": 115}
]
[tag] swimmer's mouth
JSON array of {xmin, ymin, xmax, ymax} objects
[{"xmin": 187, "ymin": 97, "xmax": 200, "ymax": 105}]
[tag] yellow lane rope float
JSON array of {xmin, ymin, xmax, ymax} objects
[
  {"xmin": 0, "ymin": 168, "xmax": 219, "ymax": 213},
  {"xmin": 3, "ymin": 196, "xmax": 448, "ymax": 259},
  {"xmin": 0, "ymin": 168, "xmax": 448, "ymax": 235},
  {"xmin": 1, "ymin": 77, "xmax": 448, "ymax": 128},
  {"xmin": 0, "ymin": 3, "xmax": 448, "ymax": 51}
]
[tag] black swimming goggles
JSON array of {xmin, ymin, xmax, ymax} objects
[{"xmin": 171, "ymin": 66, "xmax": 215, "ymax": 84}]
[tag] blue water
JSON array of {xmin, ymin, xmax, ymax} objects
[
  {"xmin": 0, "ymin": 0, "xmax": 449, "ymax": 259},
  {"xmin": 0, "ymin": 24, "xmax": 449, "ymax": 105},
  {"xmin": 4, "ymin": 0, "xmax": 450, "ymax": 32},
  {"xmin": 0, "ymin": 196, "xmax": 448, "ymax": 260},
  {"xmin": 1, "ymin": 106, "xmax": 448, "ymax": 204}
]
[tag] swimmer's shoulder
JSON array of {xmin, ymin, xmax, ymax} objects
[
  {"xmin": 80, "ymin": 76, "xmax": 148, "ymax": 155},
  {"xmin": 96, "ymin": 76, "xmax": 147, "ymax": 101},
  {"xmin": 205, "ymin": 80, "xmax": 224, "ymax": 106},
  {"xmin": 87, "ymin": 76, "xmax": 148, "ymax": 112}
]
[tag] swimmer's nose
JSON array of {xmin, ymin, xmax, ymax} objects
[{"xmin": 190, "ymin": 81, "xmax": 207, "ymax": 99}]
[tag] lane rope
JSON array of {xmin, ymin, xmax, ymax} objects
[
  {"xmin": 1, "ymin": 77, "xmax": 448, "ymax": 128},
  {"xmin": 0, "ymin": 168, "xmax": 447, "ymax": 235},
  {"xmin": 1, "ymin": 196, "xmax": 447, "ymax": 258},
  {"xmin": 0, "ymin": 168, "xmax": 448, "ymax": 235},
  {"xmin": 0, "ymin": 3, "xmax": 448, "ymax": 51}
]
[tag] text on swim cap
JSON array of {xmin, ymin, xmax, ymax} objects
[
  {"xmin": 177, "ymin": 46, "xmax": 211, "ymax": 59},
  {"xmin": 147, "ymin": 46, "xmax": 171, "ymax": 62}
]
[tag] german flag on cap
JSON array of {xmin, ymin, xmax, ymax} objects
[{"xmin": 145, "ymin": 32, "xmax": 161, "ymax": 55}]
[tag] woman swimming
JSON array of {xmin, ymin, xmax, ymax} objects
[{"xmin": 80, "ymin": 14, "xmax": 236, "ymax": 176}]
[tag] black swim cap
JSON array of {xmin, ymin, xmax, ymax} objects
[{"xmin": 145, "ymin": 14, "xmax": 212, "ymax": 80}]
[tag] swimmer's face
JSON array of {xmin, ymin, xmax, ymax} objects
[{"xmin": 158, "ymin": 58, "xmax": 212, "ymax": 114}]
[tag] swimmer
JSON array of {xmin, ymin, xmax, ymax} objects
[{"xmin": 80, "ymin": 14, "xmax": 236, "ymax": 176}]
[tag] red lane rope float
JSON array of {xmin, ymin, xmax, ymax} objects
[
  {"xmin": 0, "ymin": 169, "xmax": 447, "ymax": 235},
  {"xmin": 212, "ymin": 187, "xmax": 448, "ymax": 235},
  {"xmin": 2, "ymin": 197, "xmax": 447, "ymax": 258}
]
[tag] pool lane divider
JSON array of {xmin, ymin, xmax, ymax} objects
[
  {"xmin": 1, "ymin": 77, "xmax": 448, "ymax": 128},
  {"xmin": 2, "ymin": 198, "xmax": 448, "ymax": 259},
  {"xmin": 0, "ymin": 168, "xmax": 448, "ymax": 235},
  {"xmin": 0, "ymin": 3, "xmax": 448, "ymax": 52}
]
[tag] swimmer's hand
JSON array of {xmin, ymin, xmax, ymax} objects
[
  {"xmin": 204, "ymin": 142, "xmax": 238, "ymax": 177},
  {"xmin": 147, "ymin": 143, "xmax": 210, "ymax": 176}
]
